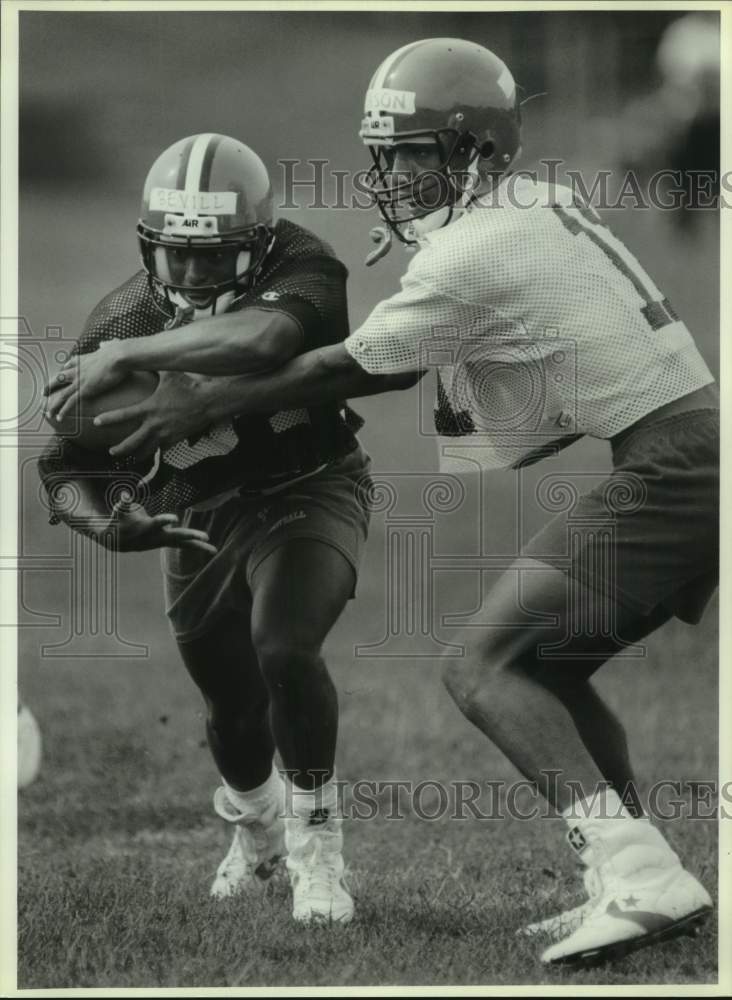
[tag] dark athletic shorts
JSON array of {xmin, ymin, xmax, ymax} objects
[
  {"xmin": 521, "ymin": 409, "xmax": 719, "ymax": 624},
  {"xmin": 161, "ymin": 444, "xmax": 372, "ymax": 642}
]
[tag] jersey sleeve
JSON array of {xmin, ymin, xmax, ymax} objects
[
  {"xmin": 72, "ymin": 271, "xmax": 164, "ymax": 358},
  {"xmin": 250, "ymin": 254, "xmax": 349, "ymax": 352},
  {"xmin": 37, "ymin": 273, "xmax": 162, "ymax": 523},
  {"xmin": 344, "ymin": 245, "xmax": 510, "ymax": 375}
]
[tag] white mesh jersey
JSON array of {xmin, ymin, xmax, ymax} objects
[{"xmin": 345, "ymin": 178, "xmax": 713, "ymax": 469}]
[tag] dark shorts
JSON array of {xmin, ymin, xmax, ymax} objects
[
  {"xmin": 521, "ymin": 409, "xmax": 719, "ymax": 624},
  {"xmin": 162, "ymin": 445, "xmax": 372, "ymax": 642}
]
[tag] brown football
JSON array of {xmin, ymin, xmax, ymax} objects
[{"xmin": 47, "ymin": 370, "xmax": 160, "ymax": 452}]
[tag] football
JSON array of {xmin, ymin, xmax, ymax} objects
[
  {"xmin": 47, "ymin": 369, "xmax": 159, "ymax": 452},
  {"xmin": 18, "ymin": 703, "xmax": 42, "ymax": 790}
]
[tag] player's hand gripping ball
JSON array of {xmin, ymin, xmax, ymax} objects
[{"xmin": 45, "ymin": 369, "xmax": 159, "ymax": 452}]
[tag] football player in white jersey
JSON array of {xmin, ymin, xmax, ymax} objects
[{"xmin": 77, "ymin": 43, "xmax": 718, "ymax": 966}]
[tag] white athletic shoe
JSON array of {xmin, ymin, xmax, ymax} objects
[
  {"xmin": 520, "ymin": 866, "xmax": 604, "ymax": 941},
  {"xmin": 540, "ymin": 821, "xmax": 712, "ymax": 966},
  {"xmin": 210, "ymin": 785, "xmax": 285, "ymax": 899},
  {"xmin": 285, "ymin": 809, "xmax": 354, "ymax": 925}
]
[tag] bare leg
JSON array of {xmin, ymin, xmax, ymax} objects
[
  {"xmin": 249, "ymin": 539, "xmax": 355, "ymax": 791},
  {"xmin": 177, "ymin": 609, "xmax": 275, "ymax": 791},
  {"xmin": 443, "ymin": 559, "xmax": 671, "ymax": 812}
]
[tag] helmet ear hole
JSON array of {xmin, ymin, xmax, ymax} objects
[{"xmin": 479, "ymin": 140, "xmax": 495, "ymax": 159}]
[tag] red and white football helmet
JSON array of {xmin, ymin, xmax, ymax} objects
[
  {"xmin": 137, "ymin": 133, "xmax": 274, "ymax": 315},
  {"xmin": 360, "ymin": 38, "xmax": 522, "ymax": 244}
]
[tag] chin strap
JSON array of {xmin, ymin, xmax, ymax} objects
[
  {"xmin": 365, "ymin": 226, "xmax": 393, "ymax": 266},
  {"xmin": 164, "ymin": 304, "xmax": 195, "ymax": 330},
  {"xmin": 365, "ymin": 223, "xmax": 425, "ymax": 266}
]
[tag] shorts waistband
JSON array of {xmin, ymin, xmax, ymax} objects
[
  {"xmin": 237, "ymin": 463, "xmax": 329, "ymax": 498},
  {"xmin": 611, "ymin": 406, "xmax": 719, "ymax": 461},
  {"xmin": 235, "ymin": 442, "xmax": 366, "ymax": 499}
]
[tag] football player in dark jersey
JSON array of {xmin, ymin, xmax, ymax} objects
[{"xmin": 41, "ymin": 133, "xmax": 373, "ymax": 924}]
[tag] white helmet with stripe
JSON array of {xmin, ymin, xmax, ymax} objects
[{"xmin": 138, "ymin": 133, "xmax": 274, "ymax": 316}]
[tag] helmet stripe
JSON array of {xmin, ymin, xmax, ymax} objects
[
  {"xmin": 184, "ymin": 133, "xmax": 218, "ymax": 213},
  {"xmin": 174, "ymin": 135, "xmax": 197, "ymax": 191},
  {"xmin": 199, "ymin": 133, "xmax": 223, "ymax": 192},
  {"xmin": 372, "ymin": 38, "xmax": 427, "ymax": 89}
]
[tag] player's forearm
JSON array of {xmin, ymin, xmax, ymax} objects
[
  {"xmin": 195, "ymin": 343, "xmax": 422, "ymax": 423},
  {"xmin": 112, "ymin": 310, "xmax": 298, "ymax": 375}
]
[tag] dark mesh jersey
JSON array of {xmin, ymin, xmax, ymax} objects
[{"xmin": 39, "ymin": 220, "xmax": 363, "ymax": 519}]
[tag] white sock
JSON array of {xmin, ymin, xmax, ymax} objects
[
  {"xmin": 223, "ymin": 765, "xmax": 284, "ymax": 817},
  {"xmin": 287, "ymin": 773, "xmax": 339, "ymax": 819},
  {"xmin": 563, "ymin": 787, "xmax": 678, "ymax": 869},
  {"xmin": 562, "ymin": 787, "xmax": 634, "ymax": 825}
]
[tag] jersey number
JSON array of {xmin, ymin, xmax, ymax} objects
[{"xmin": 552, "ymin": 204, "xmax": 678, "ymax": 332}]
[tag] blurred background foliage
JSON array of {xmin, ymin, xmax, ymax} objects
[{"xmin": 19, "ymin": 10, "xmax": 718, "ymax": 184}]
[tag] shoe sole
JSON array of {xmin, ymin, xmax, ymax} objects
[
  {"xmin": 545, "ymin": 906, "xmax": 712, "ymax": 968},
  {"xmin": 294, "ymin": 912, "xmax": 354, "ymax": 927}
]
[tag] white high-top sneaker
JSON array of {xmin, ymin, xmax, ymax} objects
[
  {"xmin": 520, "ymin": 866, "xmax": 604, "ymax": 940},
  {"xmin": 210, "ymin": 783, "xmax": 286, "ymax": 900},
  {"xmin": 285, "ymin": 808, "xmax": 354, "ymax": 925},
  {"xmin": 540, "ymin": 819, "xmax": 712, "ymax": 966}
]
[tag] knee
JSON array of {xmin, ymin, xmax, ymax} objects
[
  {"xmin": 442, "ymin": 629, "xmax": 533, "ymax": 710},
  {"xmin": 441, "ymin": 656, "xmax": 476, "ymax": 713},
  {"xmin": 252, "ymin": 636, "xmax": 322, "ymax": 687},
  {"xmin": 442, "ymin": 657, "xmax": 495, "ymax": 715}
]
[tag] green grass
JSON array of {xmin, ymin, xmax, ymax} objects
[{"xmin": 18, "ymin": 568, "xmax": 719, "ymax": 989}]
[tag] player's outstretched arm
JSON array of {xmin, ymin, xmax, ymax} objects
[
  {"xmin": 40, "ymin": 468, "xmax": 216, "ymax": 554},
  {"xmin": 45, "ymin": 308, "xmax": 303, "ymax": 424},
  {"xmin": 197, "ymin": 343, "xmax": 423, "ymax": 423},
  {"xmin": 37, "ymin": 437, "xmax": 217, "ymax": 553},
  {"xmin": 106, "ymin": 307, "xmax": 302, "ymax": 376},
  {"xmin": 93, "ymin": 343, "xmax": 423, "ymax": 459}
]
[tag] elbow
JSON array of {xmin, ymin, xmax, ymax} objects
[
  {"xmin": 390, "ymin": 369, "xmax": 426, "ymax": 391},
  {"xmin": 246, "ymin": 313, "xmax": 303, "ymax": 371},
  {"xmin": 252, "ymin": 331, "xmax": 293, "ymax": 370}
]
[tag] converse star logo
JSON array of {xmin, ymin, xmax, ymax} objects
[
  {"xmin": 567, "ymin": 827, "xmax": 587, "ymax": 853},
  {"xmin": 622, "ymin": 895, "xmax": 640, "ymax": 908}
]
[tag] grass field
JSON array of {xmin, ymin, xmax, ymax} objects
[{"xmin": 17, "ymin": 543, "xmax": 719, "ymax": 988}]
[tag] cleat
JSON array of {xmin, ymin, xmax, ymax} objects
[
  {"xmin": 543, "ymin": 904, "xmax": 712, "ymax": 967},
  {"xmin": 541, "ymin": 842, "xmax": 713, "ymax": 966},
  {"xmin": 520, "ymin": 867, "xmax": 603, "ymax": 941},
  {"xmin": 210, "ymin": 784, "xmax": 285, "ymax": 900},
  {"xmin": 286, "ymin": 809, "xmax": 354, "ymax": 925}
]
